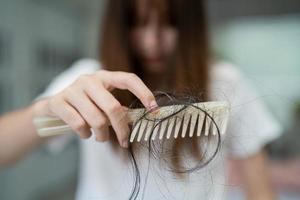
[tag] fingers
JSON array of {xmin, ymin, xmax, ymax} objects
[
  {"xmin": 92, "ymin": 126, "xmax": 109, "ymax": 142},
  {"xmin": 98, "ymin": 71, "xmax": 158, "ymax": 109},
  {"xmin": 64, "ymin": 87, "xmax": 109, "ymax": 139},
  {"xmin": 46, "ymin": 70, "xmax": 157, "ymax": 149},
  {"xmin": 48, "ymin": 97, "xmax": 91, "ymax": 138},
  {"xmin": 85, "ymin": 83, "xmax": 130, "ymax": 148}
]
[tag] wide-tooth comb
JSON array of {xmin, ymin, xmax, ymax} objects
[{"xmin": 33, "ymin": 101, "xmax": 230, "ymax": 142}]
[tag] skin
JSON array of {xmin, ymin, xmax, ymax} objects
[
  {"xmin": 0, "ymin": 1, "xmax": 276, "ymax": 199},
  {"xmin": 0, "ymin": 71, "xmax": 157, "ymax": 167},
  {"xmin": 129, "ymin": 1, "xmax": 177, "ymax": 90},
  {"xmin": 229, "ymin": 151, "xmax": 276, "ymax": 200}
]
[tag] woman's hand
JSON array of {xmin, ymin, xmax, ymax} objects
[{"xmin": 33, "ymin": 70, "xmax": 157, "ymax": 148}]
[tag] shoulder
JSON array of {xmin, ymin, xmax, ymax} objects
[
  {"xmin": 210, "ymin": 61, "xmax": 244, "ymax": 84},
  {"xmin": 57, "ymin": 58, "xmax": 101, "ymax": 81},
  {"xmin": 209, "ymin": 61, "xmax": 247, "ymax": 102}
]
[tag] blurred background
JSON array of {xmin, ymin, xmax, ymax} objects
[{"xmin": 0, "ymin": 0, "xmax": 299, "ymax": 199}]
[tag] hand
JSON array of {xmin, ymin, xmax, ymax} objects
[{"xmin": 33, "ymin": 70, "xmax": 157, "ymax": 148}]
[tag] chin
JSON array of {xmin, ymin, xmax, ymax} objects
[{"xmin": 143, "ymin": 62, "xmax": 166, "ymax": 74}]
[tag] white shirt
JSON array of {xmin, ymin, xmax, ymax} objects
[{"xmin": 40, "ymin": 58, "xmax": 282, "ymax": 200}]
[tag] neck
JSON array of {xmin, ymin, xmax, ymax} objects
[{"xmin": 143, "ymin": 71, "xmax": 170, "ymax": 91}]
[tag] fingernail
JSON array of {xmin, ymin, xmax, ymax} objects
[{"xmin": 148, "ymin": 100, "xmax": 158, "ymax": 110}]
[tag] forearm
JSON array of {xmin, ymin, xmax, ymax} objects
[
  {"xmin": 0, "ymin": 102, "xmax": 44, "ymax": 167},
  {"xmin": 242, "ymin": 151, "xmax": 276, "ymax": 200}
]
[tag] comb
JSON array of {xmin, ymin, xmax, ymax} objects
[{"xmin": 33, "ymin": 101, "xmax": 230, "ymax": 142}]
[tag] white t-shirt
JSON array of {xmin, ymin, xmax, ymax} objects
[{"xmin": 39, "ymin": 58, "xmax": 282, "ymax": 200}]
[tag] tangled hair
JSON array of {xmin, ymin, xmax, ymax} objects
[
  {"xmin": 100, "ymin": 1, "xmax": 213, "ymax": 196},
  {"xmin": 126, "ymin": 91, "xmax": 222, "ymax": 199}
]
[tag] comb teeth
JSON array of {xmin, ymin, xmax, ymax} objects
[
  {"xmin": 137, "ymin": 120, "xmax": 148, "ymax": 142},
  {"xmin": 174, "ymin": 116, "xmax": 182, "ymax": 139},
  {"xmin": 129, "ymin": 101, "xmax": 230, "ymax": 143},
  {"xmin": 204, "ymin": 114, "xmax": 211, "ymax": 136},
  {"xmin": 159, "ymin": 120, "xmax": 168, "ymax": 140},
  {"xmin": 166, "ymin": 118, "xmax": 175, "ymax": 139},
  {"xmin": 33, "ymin": 101, "xmax": 230, "ymax": 141},
  {"xmin": 151, "ymin": 122, "xmax": 160, "ymax": 140},
  {"xmin": 144, "ymin": 120, "xmax": 154, "ymax": 141},
  {"xmin": 189, "ymin": 113, "xmax": 198, "ymax": 137},
  {"xmin": 129, "ymin": 120, "xmax": 142, "ymax": 142}
]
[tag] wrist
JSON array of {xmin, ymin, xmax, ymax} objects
[{"xmin": 31, "ymin": 98, "xmax": 50, "ymax": 117}]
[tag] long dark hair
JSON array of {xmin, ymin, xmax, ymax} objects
[{"xmin": 99, "ymin": 0, "xmax": 212, "ymax": 174}]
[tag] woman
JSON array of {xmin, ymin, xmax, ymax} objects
[{"xmin": 0, "ymin": 0, "xmax": 281, "ymax": 199}]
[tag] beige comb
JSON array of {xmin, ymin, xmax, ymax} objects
[{"xmin": 33, "ymin": 101, "xmax": 230, "ymax": 142}]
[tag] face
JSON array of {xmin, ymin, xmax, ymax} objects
[{"xmin": 130, "ymin": 1, "xmax": 178, "ymax": 74}]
